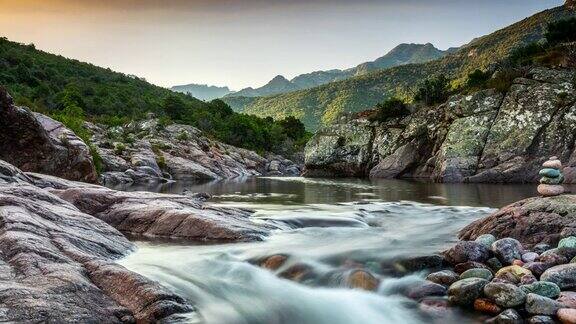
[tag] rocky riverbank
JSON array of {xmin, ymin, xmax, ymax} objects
[
  {"xmin": 304, "ymin": 67, "xmax": 576, "ymax": 183},
  {"xmin": 0, "ymin": 158, "xmax": 285, "ymax": 322}
]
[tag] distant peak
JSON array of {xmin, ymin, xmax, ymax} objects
[{"xmin": 270, "ymin": 75, "xmax": 289, "ymax": 82}]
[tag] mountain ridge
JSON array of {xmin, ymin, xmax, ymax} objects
[{"xmin": 171, "ymin": 83, "xmax": 233, "ymax": 101}]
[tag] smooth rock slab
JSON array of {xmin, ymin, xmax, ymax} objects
[
  {"xmin": 447, "ymin": 278, "xmax": 489, "ymax": 306},
  {"xmin": 483, "ymin": 282, "xmax": 527, "ymax": 308},
  {"xmin": 541, "ymin": 263, "xmax": 576, "ymax": 289}
]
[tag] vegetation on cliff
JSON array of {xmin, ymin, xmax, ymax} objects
[
  {"xmin": 231, "ymin": 6, "xmax": 574, "ymax": 130},
  {"xmin": 0, "ymin": 37, "xmax": 309, "ymax": 156}
]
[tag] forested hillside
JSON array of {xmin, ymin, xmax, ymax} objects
[
  {"xmin": 0, "ymin": 37, "xmax": 309, "ymax": 155},
  {"xmin": 231, "ymin": 5, "xmax": 574, "ymax": 130}
]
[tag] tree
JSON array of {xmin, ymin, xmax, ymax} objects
[
  {"xmin": 414, "ymin": 75, "xmax": 450, "ymax": 105},
  {"xmin": 162, "ymin": 95, "xmax": 188, "ymax": 120},
  {"xmin": 278, "ymin": 116, "xmax": 306, "ymax": 140},
  {"xmin": 370, "ymin": 98, "xmax": 410, "ymax": 122}
]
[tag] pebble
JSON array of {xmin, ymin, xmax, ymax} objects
[
  {"xmin": 484, "ymin": 282, "xmax": 527, "ymax": 308},
  {"xmin": 521, "ymin": 274, "xmax": 539, "ymax": 285},
  {"xmin": 495, "ymin": 265, "xmax": 533, "ymax": 283},
  {"xmin": 523, "ymin": 262, "xmax": 552, "ymax": 277},
  {"xmin": 534, "ymin": 244, "xmax": 552, "ymax": 254},
  {"xmin": 492, "ymin": 238, "xmax": 523, "ymax": 265},
  {"xmin": 541, "ymin": 263, "xmax": 576, "ymax": 289},
  {"xmin": 475, "ymin": 234, "xmax": 497, "ymax": 249},
  {"xmin": 525, "ymin": 293, "xmax": 562, "ymax": 315},
  {"xmin": 528, "ymin": 315, "xmax": 556, "ymax": 324},
  {"xmin": 447, "ymin": 278, "xmax": 489, "ymax": 306},
  {"xmin": 537, "ymin": 184, "xmax": 565, "ymax": 197},
  {"xmin": 542, "ymin": 159, "xmax": 562, "ymax": 169},
  {"xmin": 523, "ymin": 252, "xmax": 539, "ymax": 263},
  {"xmin": 559, "ymin": 236, "xmax": 576, "ymax": 249},
  {"xmin": 558, "ymin": 308, "xmax": 576, "ymax": 324},
  {"xmin": 539, "ymin": 168, "xmax": 561, "ymax": 178},
  {"xmin": 486, "ymin": 309, "xmax": 522, "ymax": 324},
  {"xmin": 473, "ymin": 298, "xmax": 502, "ymax": 315},
  {"xmin": 407, "ymin": 281, "xmax": 447, "ymax": 300},
  {"xmin": 513, "ymin": 259, "xmax": 525, "ymax": 266},
  {"xmin": 460, "ymin": 268, "xmax": 493, "ymax": 281},
  {"xmin": 558, "ymin": 291, "xmax": 576, "ymax": 308},
  {"xmin": 419, "ymin": 297, "xmax": 451, "ymax": 318},
  {"xmin": 426, "ymin": 270, "xmax": 459, "ymax": 286},
  {"xmin": 445, "ymin": 241, "xmax": 490, "ymax": 265},
  {"xmin": 486, "ymin": 257, "xmax": 503, "ymax": 272},
  {"xmin": 454, "ymin": 261, "xmax": 491, "ymax": 274},
  {"xmin": 538, "ymin": 249, "xmax": 569, "ymax": 266},
  {"xmin": 520, "ymin": 281, "xmax": 561, "ymax": 299},
  {"xmin": 540, "ymin": 174, "xmax": 564, "ymax": 185}
]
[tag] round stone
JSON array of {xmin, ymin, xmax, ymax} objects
[
  {"xmin": 347, "ymin": 270, "xmax": 380, "ymax": 291},
  {"xmin": 528, "ymin": 315, "xmax": 555, "ymax": 324},
  {"xmin": 540, "ymin": 174, "xmax": 564, "ymax": 185},
  {"xmin": 447, "ymin": 278, "xmax": 489, "ymax": 306},
  {"xmin": 426, "ymin": 270, "xmax": 459, "ymax": 286},
  {"xmin": 460, "ymin": 268, "xmax": 493, "ymax": 281},
  {"xmin": 492, "ymin": 238, "xmax": 523, "ymax": 265},
  {"xmin": 445, "ymin": 241, "xmax": 490, "ymax": 265},
  {"xmin": 558, "ymin": 308, "xmax": 576, "ymax": 324},
  {"xmin": 525, "ymin": 293, "xmax": 562, "ymax": 315},
  {"xmin": 537, "ymin": 184, "xmax": 565, "ymax": 197},
  {"xmin": 523, "ymin": 252, "xmax": 539, "ymax": 263},
  {"xmin": 559, "ymin": 236, "xmax": 576, "ymax": 249},
  {"xmin": 520, "ymin": 281, "xmax": 561, "ymax": 299},
  {"xmin": 486, "ymin": 309, "xmax": 522, "ymax": 324},
  {"xmin": 483, "ymin": 282, "xmax": 527, "ymax": 308},
  {"xmin": 473, "ymin": 298, "xmax": 502, "ymax": 315},
  {"xmin": 541, "ymin": 263, "xmax": 576, "ymax": 289},
  {"xmin": 542, "ymin": 159, "xmax": 562, "ymax": 169},
  {"xmin": 475, "ymin": 234, "xmax": 497, "ymax": 249},
  {"xmin": 557, "ymin": 291, "xmax": 576, "ymax": 308},
  {"xmin": 495, "ymin": 265, "xmax": 532, "ymax": 283},
  {"xmin": 534, "ymin": 243, "xmax": 551, "ymax": 254},
  {"xmin": 539, "ymin": 168, "xmax": 561, "ymax": 178},
  {"xmin": 407, "ymin": 281, "xmax": 447, "ymax": 300}
]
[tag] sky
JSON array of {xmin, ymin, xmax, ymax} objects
[{"xmin": 0, "ymin": 0, "xmax": 565, "ymax": 90}]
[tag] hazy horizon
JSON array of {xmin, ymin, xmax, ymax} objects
[{"xmin": 0, "ymin": 0, "xmax": 564, "ymax": 90}]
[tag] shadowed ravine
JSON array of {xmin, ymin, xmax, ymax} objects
[{"xmin": 117, "ymin": 177, "xmax": 566, "ymax": 323}]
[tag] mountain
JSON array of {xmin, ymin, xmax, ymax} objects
[
  {"xmin": 171, "ymin": 83, "xmax": 233, "ymax": 101},
  {"xmin": 227, "ymin": 43, "xmax": 450, "ymax": 99},
  {"xmin": 225, "ymin": 5, "xmax": 575, "ymax": 130}
]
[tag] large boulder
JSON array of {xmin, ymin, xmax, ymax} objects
[
  {"xmin": 0, "ymin": 164, "xmax": 191, "ymax": 322},
  {"xmin": 460, "ymin": 195, "xmax": 576, "ymax": 247},
  {"xmin": 0, "ymin": 88, "xmax": 97, "ymax": 183}
]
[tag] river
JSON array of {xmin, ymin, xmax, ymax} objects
[{"xmin": 114, "ymin": 177, "xmax": 547, "ymax": 324}]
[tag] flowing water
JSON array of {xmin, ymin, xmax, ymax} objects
[{"xmin": 115, "ymin": 177, "xmax": 549, "ymax": 324}]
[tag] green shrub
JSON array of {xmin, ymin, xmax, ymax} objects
[
  {"xmin": 114, "ymin": 143, "xmax": 126, "ymax": 155},
  {"xmin": 466, "ymin": 69, "xmax": 491, "ymax": 90},
  {"xmin": 176, "ymin": 131, "xmax": 190, "ymax": 141},
  {"xmin": 369, "ymin": 98, "xmax": 410, "ymax": 122},
  {"xmin": 545, "ymin": 18, "xmax": 576, "ymax": 45},
  {"xmin": 486, "ymin": 68, "xmax": 524, "ymax": 93},
  {"xmin": 414, "ymin": 75, "xmax": 451, "ymax": 105}
]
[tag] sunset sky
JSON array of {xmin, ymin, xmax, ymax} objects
[{"xmin": 0, "ymin": 0, "xmax": 564, "ymax": 90}]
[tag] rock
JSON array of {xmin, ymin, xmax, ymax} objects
[
  {"xmin": 495, "ymin": 265, "xmax": 532, "ymax": 283},
  {"xmin": 538, "ymin": 184, "xmax": 565, "ymax": 197},
  {"xmin": 538, "ymin": 249, "xmax": 569, "ymax": 265},
  {"xmin": 419, "ymin": 297, "xmax": 452, "ymax": 318},
  {"xmin": 520, "ymin": 282, "xmax": 561, "ymax": 298},
  {"xmin": 541, "ymin": 175, "xmax": 564, "ymax": 184},
  {"xmin": 524, "ymin": 262, "xmax": 551, "ymax": 277},
  {"xmin": 541, "ymin": 264, "xmax": 576, "ymax": 289},
  {"xmin": 54, "ymin": 186, "xmax": 277, "ymax": 242},
  {"xmin": 260, "ymin": 255, "xmax": 288, "ymax": 270},
  {"xmin": 558, "ymin": 308, "xmax": 576, "ymax": 324},
  {"xmin": 521, "ymin": 274, "xmax": 539, "ymax": 285},
  {"xmin": 426, "ymin": 270, "xmax": 460, "ymax": 286},
  {"xmin": 525, "ymin": 293, "xmax": 562, "ymax": 315},
  {"xmin": 444, "ymin": 241, "xmax": 490, "ymax": 265},
  {"xmin": 512, "ymin": 259, "xmax": 524, "ymax": 266},
  {"xmin": 392, "ymin": 255, "xmax": 445, "ymax": 273},
  {"xmin": 543, "ymin": 159, "xmax": 562, "ymax": 169},
  {"xmin": 474, "ymin": 298, "xmax": 502, "ymax": 315},
  {"xmin": 459, "ymin": 195, "xmax": 576, "ymax": 248},
  {"xmin": 407, "ymin": 281, "xmax": 447, "ymax": 300},
  {"xmin": 454, "ymin": 261, "xmax": 492, "ymax": 274},
  {"xmin": 486, "ymin": 309, "xmax": 523, "ymax": 324},
  {"xmin": 559, "ymin": 236, "xmax": 576, "ymax": 249},
  {"xmin": 539, "ymin": 168, "xmax": 561, "ymax": 178},
  {"xmin": 492, "ymin": 238, "xmax": 523, "ymax": 265},
  {"xmin": 476, "ymin": 234, "xmax": 497, "ymax": 248},
  {"xmin": 558, "ymin": 291, "xmax": 576, "ymax": 308},
  {"xmin": 346, "ymin": 270, "xmax": 380, "ymax": 291},
  {"xmin": 0, "ymin": 89, "xmax": 98, "ymax": 183},
  {"xmin": 460, "ymin": 268, "xmax": 493, "ymax": 281},
  {"xmin": 447, "ymin": 278, "xmax": 489, "ymax": 306},
  {"xmin": 487, "ymin": 257, "xmax": 504, "ymax": 272},
  {"xmin": 0, "ymin": 170, "xmax": 191, "ymax": 322},
  {"xmin": 278, "ymin": 263, "xmax": 315, "ymax": 282},
  {"xmin": 527, "ymin": 315, "xmax": 556, "ymax": 324},
  {"xmin": 523, "ymin": 252, "xmax": 540, "ymax": 263},
  {"xmin": 483, "ymin": 282, "xmax": 527, "ymax": 308},
  {"xmin": 534, "ymin": 244, "xmax": 552, "ymax": 254}
]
